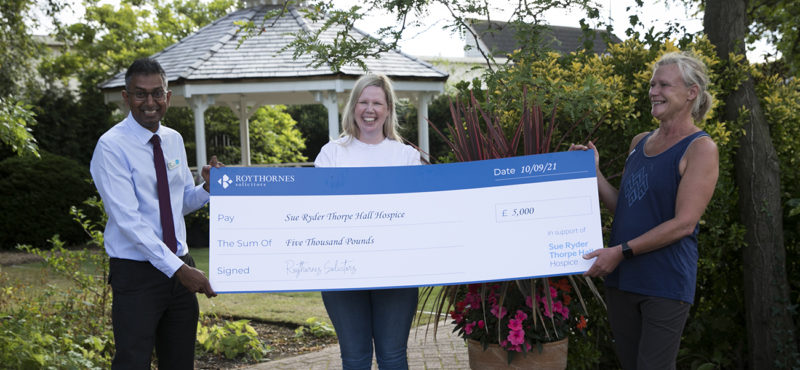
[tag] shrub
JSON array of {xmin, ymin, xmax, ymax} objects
[
  {"xmin": 196, "ymin": 314, "xmax": 269, "ymax": 361},
  {"xmin": 294, "ymin": 317, "xmax": 335, "ymax": 339},
  {"xmin": 0, "ymin": 151, "xmax": 95, "ymax": 249}
]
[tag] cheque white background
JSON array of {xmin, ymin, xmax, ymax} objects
[{"xmin": 209, "ymin": 177, "xmax": 603, "ymax": 293}]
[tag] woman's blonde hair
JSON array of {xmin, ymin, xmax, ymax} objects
[
  {"xmin": 653, "ymin": 51, "xmax": 713, "ymax": 122},
  {"xmin": 341, "ymin": 74, "xmax": 403, "ymax": 142}
]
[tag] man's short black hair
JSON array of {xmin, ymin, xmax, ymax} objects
[{"xmin": 125, "ymin": 58, "xmax": 168, "ymax": 89}]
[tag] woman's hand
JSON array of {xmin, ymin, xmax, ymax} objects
[
  {"xmin": 569, "ymin": 141, "xmax": 599, "ymax": 169},
  {"xmin": 582, "ymin": 244, "xmax": 624, "ymax": 278}
]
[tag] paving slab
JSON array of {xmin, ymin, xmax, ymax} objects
[{"xmin": 244, "ymin": 320, "xmax": 469, "ymax": 369}]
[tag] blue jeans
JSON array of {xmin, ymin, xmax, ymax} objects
[{"xmin": 322, "ymin": 288, "xmax": 418, "ymax": 370}]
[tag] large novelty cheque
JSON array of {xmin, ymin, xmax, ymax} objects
[{"xmin": 209, "ymin": 150, "xmax": 602, "ymax": 293}]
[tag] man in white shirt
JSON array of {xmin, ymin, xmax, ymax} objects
[{"xmin": 90, "ymin": 57, "xmax": 220, "ymax": 369}]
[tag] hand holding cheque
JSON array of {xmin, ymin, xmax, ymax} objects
[{"xmin": 209, "ymin": 150, "xmax": 603, "ymax": 293}]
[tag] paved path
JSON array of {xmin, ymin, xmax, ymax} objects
[{"xmin": 245, "ymin": 320, "xmax": 470, "ymax": 369}]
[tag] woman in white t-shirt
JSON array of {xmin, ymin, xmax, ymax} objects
[{"xmin": 314, "ymin": 74, "xmax": 422, "ymax": 369}]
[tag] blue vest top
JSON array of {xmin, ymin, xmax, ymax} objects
[{"xmin": 605, "ymin": 130, "xmax": 708, "ymax": 304}]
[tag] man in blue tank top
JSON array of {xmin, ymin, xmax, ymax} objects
[{"xmin": 571, "ymin": 51, "xmax": 719, "ymax": 369}]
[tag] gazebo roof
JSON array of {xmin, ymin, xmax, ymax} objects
[
  {"xmin": 100, "ymin": 4, "xmax": 448, "ymax": 104},
  {"xmin": 99, "ymin": 3, "xmax": 447, "ymax": 166}
]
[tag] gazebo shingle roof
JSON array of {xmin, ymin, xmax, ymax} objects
[{"xmin": 100, "ymin": 5, "xmax": 447, "ymax": 88}]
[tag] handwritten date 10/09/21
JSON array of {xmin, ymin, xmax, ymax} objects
[{"xmin": 493, "ymin": 162, "xmax": 557, "ymax": 176}]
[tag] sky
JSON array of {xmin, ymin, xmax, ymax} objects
[
  {"xmin": 338, "ymin": 0, "xmax": 705, "ymax": 58},
  {"xmin": 35, "ymin": 0, "xmax": 770, "ymax": 61}
]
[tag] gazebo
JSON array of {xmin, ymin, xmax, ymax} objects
[{"xmin": 99, "ymin": 0, "xmax": 448, "ymax": 168}]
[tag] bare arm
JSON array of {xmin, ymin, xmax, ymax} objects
[{"xmin": 582, "ymin": 136, "xmax": 719, "ymax": 277}]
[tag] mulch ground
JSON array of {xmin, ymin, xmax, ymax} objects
[
  {"xmin": 0, "ymin": 251, "xmax": 44, "ymax": 266},
  {"xmin": 196, "ymin": 319, "xmax": 338, "ymax": 369}
]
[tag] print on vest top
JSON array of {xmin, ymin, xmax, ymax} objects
[{"xmin": 625, "ymin": 167, "xmax": 649, "ymax": 207}]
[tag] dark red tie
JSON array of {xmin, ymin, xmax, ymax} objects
[{"xmin": 151, "ymin": 135, "xmax": 178, "ymax": 254}]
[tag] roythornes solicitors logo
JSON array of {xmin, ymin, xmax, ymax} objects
[
  {"xmin": 217, "ymin": 172, "xmax": 296, "ymax": 190},
  {"xmin": 217, "ymin": 174, "xmax": 233, "ymax": 189}
]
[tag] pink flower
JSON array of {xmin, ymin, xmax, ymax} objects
[
  {"xmin": 508, "ymin": 318, "xmax": 523, "ymax": 331},
  {"xmin": 477, "ymin": 320, "xmax": 485, "ymax": 329},
  {"xmin": 465, "ymin": 321, "xmax": 477, "ymax": 334},
  {"xmin": 491, "ymin": 304, "xmax": 507, "ymax": 319},
  {"xmin": 514, "ymin": 310, "xmax": 528, "ymax": 321},
  {"xmin": 525, "ymin": 295, "xmax": 533, "ymax": 308},
  {"xmin": 553, "ymin": 301, "xmax": 569, "ymax": 319},
  {"xmin": 507, "ymin": 329, "xmax": 525, "ymax": 346}
]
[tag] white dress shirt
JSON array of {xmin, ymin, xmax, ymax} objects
[{"xmin": 90, "ymin": 113, "xmax": 209, "ymax": 277}]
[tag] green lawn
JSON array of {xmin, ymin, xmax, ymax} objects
[
  {"xmin": 2, "ymin": 248, "xmax": 446, "ymax": 327},
  {"xmin": 191, "ymin": 248, "xmax": 329, "ymax": 325}
]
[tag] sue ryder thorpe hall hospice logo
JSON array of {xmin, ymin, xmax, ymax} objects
[{"xmin": 217, "ymin": 173, "xmax": 295, "ymax": 190}]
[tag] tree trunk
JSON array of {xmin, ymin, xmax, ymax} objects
[{"xmin": 704, "ymin": 0, "xmax": 797, "ymax": 367}]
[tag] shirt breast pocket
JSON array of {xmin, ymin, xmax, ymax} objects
[{"xmin": 166, "ymin": 158, "xmax": 184, "ymax": 184}]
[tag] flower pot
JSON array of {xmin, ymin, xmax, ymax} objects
[{"xmin": 467, "ymin": 338, "xmax": 568, "ymax": 370}]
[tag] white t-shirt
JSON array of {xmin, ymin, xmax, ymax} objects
[{"xmin": 314, "ymin": 136, "xmax": 422, "ymax": 168}]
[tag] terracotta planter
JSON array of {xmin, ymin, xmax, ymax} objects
[{"xmin": 467, "ymin": 338, "xmax": 568, "ymax": 370}]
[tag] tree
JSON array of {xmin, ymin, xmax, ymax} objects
[
  {"xmin": 252, "ymin": 0, "xmax": 604, "ymax": 73},
  {"xmin": 248, "ymin": 105, "xmax": 307, "ymax": 164},
  {"xmin": 29, "ymin": 0, "xmax": 237, "ymax": 164},
  {"xmin": 275, "ymin": 0, "xmax": 800, "ymax": 366},
  {"xmin": 748, "ymin": 0, "xmax": 800, "ymax": 75},
  {"xmin": 704, "ymin": 0, "xmax": 798, "ymax": 367},
  {"xmin": 0, "ymin": 0, "xmax": 52, "ymax": 158}
]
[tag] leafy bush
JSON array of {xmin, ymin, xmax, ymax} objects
[
  {"xmin": 3, "ymin": 197, "xmax": 269, "ymax": 367},
  {"xmin": 294, "ymin": 317, "xmax": 335, "ymax": 339},
  {"xmin": 0, "ymin": 151, "xmax": 95, "ymax": 249},
  {"xmin": 5, "ymin": 199, "xmax": 113, "ymax": 368},
  {"xmin": 441, "ymin": 36, "xmax": 758, "ymax": 368},
  {"xmin": 196, "ymin": 314, "xmax": 269, "ymax": 361},
  {"xmin": 164, "ymin": 105, "xmax": 307, "ymax": 166}
]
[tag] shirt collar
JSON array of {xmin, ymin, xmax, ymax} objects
[{"xmin": 124, "ymin": 112, "xmax": 164, "ymax": 145}]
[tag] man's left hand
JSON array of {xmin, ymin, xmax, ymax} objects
[
  {"xmin": 175, "ymin": 264, "xmax": 217, "ymax": 298},
  {"xmin": 202, "ymin": 155, "xmax": 223, "ymax": 192}
]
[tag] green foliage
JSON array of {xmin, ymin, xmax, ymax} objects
[
  {"xmin": 2, "ymin": 196, "xmax": 269, "ymax": 367},
  {"xmin": 0, "ymin": 306, "xmax": 113, "ymax": 369},
  {"xmin": 0, "ymin": 97, "xmax": 40, "ymax": 158},
  {"xmin": 196, "ymin": 315, "xmax": 269, "ymax": 361},
  {"xmin": 294, "ymin": 317, "xmax": 335, "ymax": 338},
  {"xmin": 747, "ymin": 0, "xmax": 800, "ymax": 75},
  {"xmin": 427, "ymin": 35, "xmax": 752, "ymax": 367},
  {"xmin": 286, "ymin": 104, "xmax": 330, "ymax": 160},
  {"xmin": 165, "ymin": 105, "xmax": 307, "ymax": 166},
  {"xmin": 0, "ymin": 152, "xmax": 95, "ymax": 249},
  {"xmin": 4, "ymin": 198, "xmax": 114, "ymax": 368},
  {"xmin": 248, "ymin": 105, "xmax": 307, "ymax": 164},
  {"xmin": 0, "ymin": 0, "xmax": 47, "ymax": 98},
  {"xmin": 43, "ymin": 0, "xmax": 236, "ymax": 95},
  {"xmin": 30, "ymin": 87, "xmax": 114, "ymax": 164},
  {"xmin": 257, "ymin": 0, "xmax": 603, "ymax": 72},
  {"xmin": 397, "ymin": 95, "xmax": 454, "ymax": 162}
]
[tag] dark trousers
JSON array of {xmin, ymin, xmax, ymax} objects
[
  {"xmin": 606, "ymin": 287, "xmax": 691, "ymax": 370},
  {"xmin": 109, "ymin": 255, "xmax": 198, "ymax": 370}
]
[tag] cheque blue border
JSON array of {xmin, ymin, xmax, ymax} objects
[
  {"xmin": 210, "ymin": 150, "xmax": 595, "ymax": 196},
  {"xmin": 219, "ymin": 271, "xmax": 583, "ymax": 294}
]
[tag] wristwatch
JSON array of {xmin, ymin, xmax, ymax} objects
[{"xmin": 621, "ymin": 242, "xmax": 634, "ymax": 259}]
